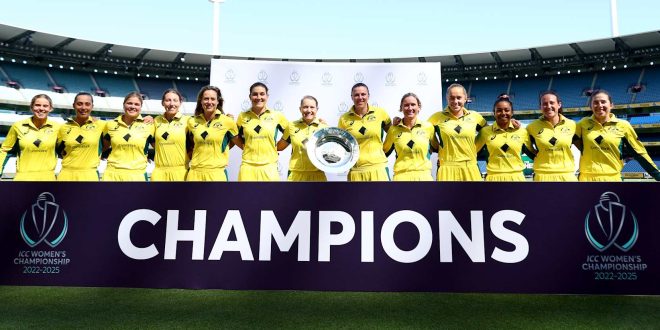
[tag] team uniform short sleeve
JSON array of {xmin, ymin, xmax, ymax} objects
[
  {"xmin": 0, "ymin": 118, "xmax": 60, "ymax": 178},
  {"xmin": 237, "ymin": 108, "xmax": 288, "ymax": 166},
  {"xmin": 103, "ymin": 115, "xmax": 154, "ymax": 171},
  {"xmin": 337, "ymin": 105, "xmax": 391, "ymax": 169},
  {"xmin": 526, "ymin": 114, "xmax": 576, "ymax": 175},
  {"xmin": 58, "ymin": 119, "xmax": 106, "ymax": 170},
  {"xmin": 577, "ymin": 115, "xmax": 659, "ymax": 180},
  {"xmin": 383, "ymin": 121, "xmax": 434, "ymax": 176},
  {"xmin": 188, "ymin": 110, "xmax": 238, "ymax": 170},
  {"xmin": 285, "ymin": 118, "xmax": 327, "ymax": 172}
]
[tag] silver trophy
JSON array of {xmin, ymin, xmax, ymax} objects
[{"xmin": 305, "ymin": 127, "xmax": 359, "ymax": 173}]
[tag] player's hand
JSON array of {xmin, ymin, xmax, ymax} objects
[
  {"xmin": 511, "ymin": 118, "xmax": 521, "ymax": 129},
  {"xmin": 393, "ymin": 116, "xmax": 402, "ymax": 126},
  {"xmin": 143, "ymin": 115, "xmax": 154, "ymax": 124}
]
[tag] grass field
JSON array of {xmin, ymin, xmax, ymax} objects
[{"xmin": 0, "ymin": 286, "xmax": 659, "ymax": 328}]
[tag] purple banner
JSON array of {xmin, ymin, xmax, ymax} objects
[{"xmin": 0, "ymin": 182, "xmax": 657, "ymax": 294}]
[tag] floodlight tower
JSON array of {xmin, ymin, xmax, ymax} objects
[
  {"xmin": 610, "ymin": 0, "xmax": 619, "ymax": 37},
  {"xmin": 209, "ymin": 0, "xmax": 226, "ymax": 56}
]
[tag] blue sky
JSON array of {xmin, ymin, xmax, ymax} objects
[{"xmin": 1, "ymin": 0, "xmax": 659, "ymax": 59}]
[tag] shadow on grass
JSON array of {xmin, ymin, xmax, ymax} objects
[{"xmin": 0, "ymin": 286, "xmax": 658, "ymax": 329}]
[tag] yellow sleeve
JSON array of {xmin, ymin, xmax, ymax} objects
[
  {"xmin": 278, "ymin": 113, "xmax": 289, "ymax": 133},
  {"xmin": 475, "ymin": 128, "xmax": 486, "ymax": 152},
  {"xmin": 381, "ymin": 109, "xmax": 392, "ymax": 127},
  {"xmin": 477, "ymin": 113, "xmax": 487, "ymax": 131},
  {"xmin": 0, "ymin": 124, "xmax": 19, "ymax": 174},
  {"xmin": 623, "ymin": 122, "xmax": 659, "ymax": 177},
  {"xmin": 226, "ymin": 116, "xmax": 239, "ymax": 138},
  {"xmin": 383, "ymin": 127, "xmax": 395, "ymax": 156},
  {"xmin": 337, "ymin": 115, "xmax": 347, "ymax": 130}
]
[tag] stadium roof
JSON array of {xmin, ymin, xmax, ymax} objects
[{"xmin": 2, "ymin": 23, "xmax": 660, "ymax": 81}]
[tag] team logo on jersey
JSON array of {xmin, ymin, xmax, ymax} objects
[
  {"xmin": 385, "ymin": 72, "xmax": 396, "ymax": 86},
  {"xmin": 212, "ymin": 122, "xmax": 223, "ymax": 129},
  {"xmin": 537, "ymin": 128, "xmax": 544, "ymax": 135},
  {"xmin": 560, "ymin": 127, "xmax": 572, "ymax": 135},
  {"xmin": 354, "ymin": 72, "xmax": 365, "ymax": 83},
  {"xmin": 585, "ymin": 192, "xmax": 638, "ymax": 252},
  {"xmin": 366, "ymin": 115, "xmax": 377, "ymax": 122},
  {"xmin": 20, "ymin": 192, "xmax": 68, "ymax": 248},
  {"xmin": 321, "ymin": 72, "xmax": 333, "ymax": 86}
]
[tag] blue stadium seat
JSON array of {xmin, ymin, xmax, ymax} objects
[
  {"xmin": 49, "ymin": 69, "xmax": 95, "ymax": 94},
  {"xmin": 635, "ymin": 66, "xmax": 660, "ymax": 103},
  {"xmin": 550, "ymin": 72, "xmax": 593, "ymax": 108},
  {"xmin": 622, "ymin": 160, "xmax": 645, "ymax": 172},
  {"xmin": 136, "ymin": 78, "xmax": 175, "ymax": 100},
  {"xmin": 592, "ymin": 68, "xmax": 642, "ymax": 104},
  {"xmin": 174, "ymin": 80, "xmax": 206, "ymax": 102},
  {"xmin": 1, "ymin": 62, "xmax": 51, "ymax": 90},
  {"xmin": 477, "ymin": 160, "xmax": 487, "ymax": 173},
  {"xmin": 509, "ymin": 77, "xmax": 551, "ymax": 111},
  {"xmin": 93, "ymin": 74, "xmax": 137, "ymax": 97},
  {"xmin": 466, "ymin": 80, "xmax": 509, "ymax": 112},
  {"xmin": 629, "ymin": 116, "xmax": 660, "ymax": 125}
]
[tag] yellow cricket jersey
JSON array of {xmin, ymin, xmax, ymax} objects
[
  {"xmin": 154, "ymin": 112, "xmax": 189, "ymax": 168},
  {"xmin": 576, "ymin": 114, "xmax": 659, "ymax": 178},
  {"xmin": 383, "ymin": 120, "xmax": 435, "ymax": 174},
  {"xmin": 338, "ymin": 105, "xmax": 392, "ymax": 169},
  {"xmin": 103, "ymin": 115, "xmax": 154, "ymax": 171},
  {"xmin": 237, "ymin": 108, "xmax": 288, "ymax": 166},
  {"xmin": 428, "ymin": 107, "xmax": 487, "ymax": 165},
  {"xmin": 0, "ymin": 117, "xmax": 60, "ymax": 175},
  {"xmin": 283, "ymin": 118, "xmax": 328, "ymax": 172},
  {"xmin": 476, "ymin": 123, "xmax": 533, "ymax": 174},
  {"xmin": 188, "ymin": 110, "xmax": 238, "ymax": 170},
  {"xmin": 57, "ymin": 118, "xmax": 106, "ymax": 170},
  {"xmin": 526, "ymin": 114, "xmax": 576, "ymax": 174}
]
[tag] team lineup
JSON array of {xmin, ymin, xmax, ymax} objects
[{"xmin": 0, "ymin": 82, "xmax": 658, "ymax": 182}]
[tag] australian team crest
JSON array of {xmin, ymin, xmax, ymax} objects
[
  {"xmin": 584, "ymin": 192, "xmax": 638, "ymax": 252},
  {"xmin": 20, "ymin": 192, "xmax": 68, "ymax": 248}
]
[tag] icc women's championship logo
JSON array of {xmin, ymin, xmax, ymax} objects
[
  {"xmin": 584, "ymin": 192, "xmax": 638, "ymax": 252},
  {"xmin": 20, "ymin": 192, "xmax": 68, "ymax": 248}
]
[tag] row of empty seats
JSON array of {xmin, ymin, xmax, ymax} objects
[
  {"xmin": 443, "ymin": 66, "xmax": 660, "ymax": 112},
  {"xmin": 0, "ymin": 62, "xmax": 205, "ymax": 101}
]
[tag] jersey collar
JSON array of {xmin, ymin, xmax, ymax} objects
[
  {"xmin": 443, "ymin": 106, "xmax": 470, "ymax": 119},
  {"xmin": 492, "ymin": 122, "xmax": 515, "ymax": 132},
  {"xmin": 23, "ymin": 117, "xmax": 56, "ymax": 130}
]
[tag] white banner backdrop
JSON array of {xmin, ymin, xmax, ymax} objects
[{"xmin": 210, "ymin": 59, "xmax": 442, "ymax": 181}]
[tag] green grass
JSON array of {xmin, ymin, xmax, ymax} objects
[{"xmin": 0, "ymin": 286, "xmax": 658, "ymax": 329}]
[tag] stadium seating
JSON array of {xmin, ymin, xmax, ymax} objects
[
  {"xmin": 629, "ymin": 115, "xmax": 660, "ymax": 125},
  {"xmin": 49, "ymin": 69, "xmax": 96, "ymax": 94},
  {"xmin": 592, "ymin": 68, "xmax": 642, "ymax": 104},
  {"xmin": 465, "ymin": 80, "xmax": 509, "ymax": 112},
  {"xmin": 509, "ymin": 77, "xmax": 551, "ymax": 111},
  {"xmin": 1, "ymin": 62, "xmax": 51, "ymax": 90},
  {"xmin": 635, "ymin": 66, "xmax": 660, "ymax": 103},
  {"xmin": 136, "ymin": 78, "xmax": 176, "ymax": 100},
  {"xmin": 174, "ymin": 80, "xmax": 206, "ymax": 102},
  {"xmin": 93, "ymin": 74, "xmax": 137, "ymax": 97},
  {"xmin": 549, "ymin": 72, "xmax": 593, "ymax": 108}
]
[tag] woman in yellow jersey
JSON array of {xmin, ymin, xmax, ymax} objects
[
  {"xmin": 101, "ymin": 92, "xmax": 154, "ymax": 182},
  {"xmin": 428, "ymin": 83, "xmax": 486, "ymax": 181},
  {"xmin": 187, "ymin": 85, "xmax": 240, "ymax": 181},
  {"xmin": 476, "ymin": 96, "xmax": 535, "ymax": 181},
  {"xmin": 526, "ymin": 91, "xmax": 578, "ymax": 181},
  {"xmin": 151, "ymin": 89, "xmax": 189, "ymax": 181},
  {"xmin": 576, "ymin": 90, "xmax": 660, "ymax": 181},
  {"xmin": 236, "ymin": 82, "xmax": 288, "ymax": 181},
  {"xmin": 276, "ymin": 95, "xmax": 328, "ymax": 181},
  {"xmin": 338, "ymin": 83, "xmax": 392, "ymax": 181},
  {"xmin": 57, "ymin": 92, "xmax": 105, "ymax": 181},
  {"xmin": 0, "ymin": 94, "xmax": 60, "ymax": 181},
  {"xmin": 383, "ymin": 93, "xmax": 436, "ymax": 181}
]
